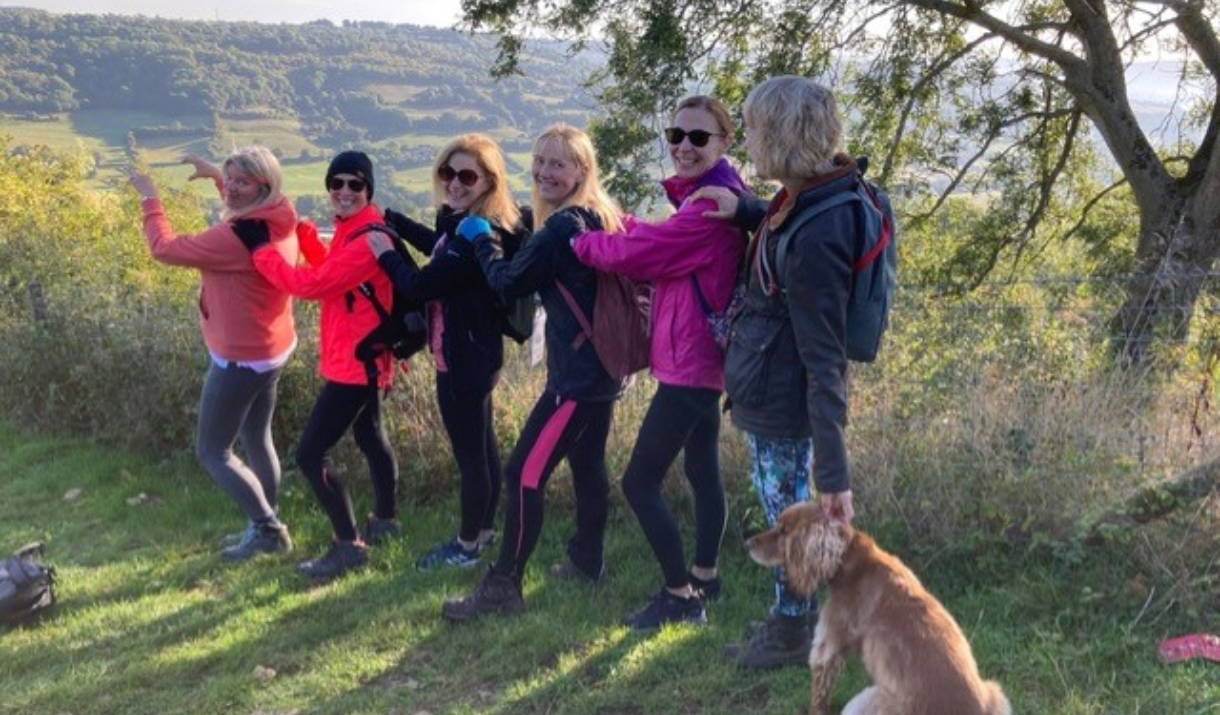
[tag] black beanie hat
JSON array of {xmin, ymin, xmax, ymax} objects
[{"xmin": 325, "ymin": 150, "xmax": 375, "ymax": 199}]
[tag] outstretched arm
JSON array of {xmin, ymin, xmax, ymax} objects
[{"xmin": 181, "ymin": 154, "xmax": 225, "ymax": 196}]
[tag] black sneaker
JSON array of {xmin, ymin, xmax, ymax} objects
[
  {"xmin": 442, "ymin": 569, "xmax": 525, "ymax": 622},
  {"xmin": 297, "ymin": 540, "xmax": 369, "ymax": 581},
  {"xmin": 623, "ymin": 590, "xmax": 706, "ymax": 630},
  {"xmin": 363, "ymin": 514, "xmax": 401, "ymax": 546},
  {"xmin": 549, "ymin": 557, "xmax": 606, "ymax": 583},
  {"xmin": 689, "ymin": 572, "xmax": 723, "ymax": 602},
  {"xmin": 221, "ymin": 523, "xmax": 292, "ymax": 561}
]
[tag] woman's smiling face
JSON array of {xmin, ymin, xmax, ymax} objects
[
  {"xmin": 531, "ymin": 140, "xmax": 585, "ymax": 206},
  {"xmin": 440, "ymin": 151, "xmax": 489, "ymax": 214},
  {"xmin": 667, "ymin": 106, "xmax": 731, "ymax": 180},
  {"xmin": 328, "ymin": 173, "xmax": 369, "ymax": 219},
  {"xmin": 223, "ymin": 167, "xmax": 264, "ymax": 212}
]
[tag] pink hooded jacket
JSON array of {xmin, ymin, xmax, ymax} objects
[{"xmin": 574, "ymin": 158, "xmax": 748, "ymax": 391}]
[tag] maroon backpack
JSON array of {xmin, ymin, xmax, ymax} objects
[{"xmin": 556, "ymin": 271, "xmax": 651, "ymax": 381}]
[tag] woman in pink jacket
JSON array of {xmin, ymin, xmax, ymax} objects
[
  {"xmin": 238, "ymin": 151, "xmax": 401, "ymax": 582},
  {"xmin": 573, "ymin": 95, "xmax": 748, "ymax": 629},
  {"xmin": 131, "ymin": 146, "xmax": 299, "ymax": 562}
]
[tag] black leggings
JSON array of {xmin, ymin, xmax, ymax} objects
[
  {"xmin": 620, "ymin": 383, "xmax": 725, "ymax": 590},
  {"xmin": 493, "ymin": 392, "xmax": 615, "ymax": 580},
  {"xmin": 436, "ymin": 370, "xmax": 502, "ymax": 542},
  {"xmin": 296, "ymin": 381, "xmax": 397, "ymax": 542}
]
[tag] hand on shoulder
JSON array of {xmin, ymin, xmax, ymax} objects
[{"xmin": 687, "ymin": 186, "xmax": 739, "ymax": 220}]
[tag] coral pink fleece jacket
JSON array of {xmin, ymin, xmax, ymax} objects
[
  {"xmin": 574, "ymin": 158, "xmax": 748, "ymax": 391},
  {"xmin": 141, "ymin": 195, "xmax": 299, "ymax": 362},
  {"xmin": 252, "ymin": 203, "xmax": 395, "ymax": 388}
]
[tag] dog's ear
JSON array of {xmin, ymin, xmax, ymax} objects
[{"xmin": 784, "ymin": 515, "xmax": 849, "ymax": 597}]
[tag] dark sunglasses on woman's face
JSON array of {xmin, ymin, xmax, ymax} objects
[
  {"xmin": 438, "ymin": 165, "xmax": 481, "ymax": 187},
  {"xmin": 328, "ymin": 177, "xmax": 367, "ymax": 193},
  {"xmin": 664, "ymin": 127, "xmax": 723, "ymax": 147}
]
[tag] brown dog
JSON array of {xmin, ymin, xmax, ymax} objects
[{"xmin": 746, "ymin": 502, "xmax": 1012, "ymax": 715}]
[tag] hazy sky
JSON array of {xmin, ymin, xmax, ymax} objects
[{"xmin": 0, "ymin": 0, "xmax": 465, "ymax": 27}]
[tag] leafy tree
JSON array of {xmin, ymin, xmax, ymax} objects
[{"xmin": 461, "ymin": 0, "xmax": 1219, "ymax": 371}]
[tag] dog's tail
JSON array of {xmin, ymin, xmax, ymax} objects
[{"xmin": 982, "ymin": 681, "xmax": 1012, "ymax": 715}]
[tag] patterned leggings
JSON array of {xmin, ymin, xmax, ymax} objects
[{"xmin": 747, "ymin": 433, "xmax": 817, "ymax": 618}]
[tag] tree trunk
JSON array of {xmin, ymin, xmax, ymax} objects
[{"xmin": 1110, "ymin": 178, "xmax": 1220, "ymax": 371}]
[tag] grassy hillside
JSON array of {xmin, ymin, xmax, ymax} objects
[{"xmin": 0, "ymin": 8, "xmax": 602, "ymax": 213}]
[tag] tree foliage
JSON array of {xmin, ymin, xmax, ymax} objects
[{"xmin": 461, "ymin": 0, "xmax": 1219, "ymax": 371}]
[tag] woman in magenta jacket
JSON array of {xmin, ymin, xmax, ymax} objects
[
  {"xmin": 572, "ymin": 95, "xmax": 748, "ymax": 629},
  {"xmin": 239, "ymin": 151, "xmax": 401, "ymax": 582}
]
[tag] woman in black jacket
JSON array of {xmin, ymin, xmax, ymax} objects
[
  {"xmin": 694, "ymin": 76, "xmax": 872, "ymax": 667},
  {"xmin": 369, "ymin": 134, "xmax": 529, "ymax": 571},
  {"xmin": 441, "ymin": 123, "xmax": 626, "ymax": 622}
]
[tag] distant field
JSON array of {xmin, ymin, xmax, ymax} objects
[{"xmin": 1, "ymin": 111, "xmax": 461, "ymax": 197}]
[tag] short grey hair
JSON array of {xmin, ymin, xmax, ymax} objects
[{"xmin": 744, "ymin": 76, "xmax": 842, "ymax": 180}]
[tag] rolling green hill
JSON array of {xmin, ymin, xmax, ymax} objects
[{"xmin": 0, "ymin": 8, "xmax": 602, "ymax": 212}]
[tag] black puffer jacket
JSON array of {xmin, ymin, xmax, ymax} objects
[
  {"xmin": 725, "ymin": 157, "xmax": 867, "ymax": 495},
  {"xmin": 376, "ymin": 205, "xmax": 529, "ymax": 393},
  {"xmin": 475, "ymin": 206, "xmax": 623, "ymax": 402}
]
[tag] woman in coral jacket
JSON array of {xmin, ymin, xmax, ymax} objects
[
  {"xmin": 130, "ymin": 146, "xmax": 299, "ymax": 562},
  {"xmin": 572, "ymin": 95, "xmax": 749, "ymax": 630},
  {"xmin": 237, "ymin": 150, "xmax": 401, "ymax": 582}
]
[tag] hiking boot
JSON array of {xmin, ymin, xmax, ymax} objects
[
  {"xmin": 363, "ymin": 514, "xmax": 401, "ymax": 547},
  {"xmin": 549, "ymin": 557, "xmax": 606, "ymax": 583},
  {"xmin": 723, "ymin": 613, "xmax": 812, "ymax": 668},
  {"xmin": 442, "ymin": 569, "xmax": 524, "ymax": 622},
  {"xmin": 743, "ymin": 609, "xmax": 818, "ymax": 638},
  {"xmin": 689, "ymin": 572, "xmax": 723, "ymax": 602},
  {"xmin": 623, "ymin": 589, "xmax": 707, "ymax": 630},
  {"xmin": 221, "ymin": 523, "xmax": 292, "ymax": 561},
  {"xmin": 415, "ymin": 537, "xmax": 481, "ymax": 571},
  {"xmin": 297, "ymin": 540, "xmax": 369, "ymax": 581}
]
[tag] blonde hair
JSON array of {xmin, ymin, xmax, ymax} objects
[
  {"xmin": 531, "ymin": 124, "xmax": 623, "ymax": 233},
  {"xmin": 432, "ymin": 133, "xmax": 521, "ymax": 230},
  {"xmin": 673, "ymin": 95, "xmax": 736, "ymax": 140},
  {"xmin": 743, "ymin": 76, "xmax": 842, "ymax": 180},
  {"xmin": 220, "ymin": 145, "xmax": 284, "ymax": 220}
]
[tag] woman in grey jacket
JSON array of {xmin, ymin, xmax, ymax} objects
[{"xmin": 695, "ymin": 76, "xmax": 867, "ymax": 668}]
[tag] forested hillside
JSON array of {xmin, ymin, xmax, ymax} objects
[
  {"xmin": 0, "ymin": 8, "xmax": 601, "ymax": 214},
  {"xmin": 0, "ymin": 8, "xmax": 597, "ymax": 143}
]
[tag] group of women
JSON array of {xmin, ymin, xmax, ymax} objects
[{"xmin": 131, "ymin": 74, "xmax": 862, "ymax": 669}]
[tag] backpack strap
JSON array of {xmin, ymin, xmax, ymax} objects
[
  {"xmin": 773, "ymin": 189, "xmax": 863, "ymax": 287},
  {"xmin": 554, "ymin": 279, "xmax": 593, "ymax": 351}
]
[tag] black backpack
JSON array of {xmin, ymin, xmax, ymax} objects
[
  {"xmin": 0, "ymin": 542, "xmax": 56, "ymax": 628},
  {"xmin": 497, "ymin": 224, "xmax": 537, "ymax": 344},
  {"xmin": 349, "ymin": 223, "xmax": 428, "ymax": 383}
]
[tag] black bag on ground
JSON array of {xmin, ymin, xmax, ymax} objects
[{"xmin": 0, "ymin": 542, "xmax": 56, "ymax": 627}]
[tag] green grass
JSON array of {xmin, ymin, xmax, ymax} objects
[{"xmin": 0, "ymin": 424, "xmax": 1216, "ymax": 715}]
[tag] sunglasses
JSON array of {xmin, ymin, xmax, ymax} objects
[
  {"xmin": 328, "ymin": 177, "xmax": 367, "ymax": 193},
  {"xmin": 438, "ymin": 165, "xmax": 482, "ymax": 187},
  {"xmin": 664, "ymin": 127, "xmax": 724, "ymax": 148}
]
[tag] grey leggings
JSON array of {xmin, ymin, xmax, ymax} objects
[{"xmin": 195, "ymin": 361, "xmax": 284, "ymax": 524}]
